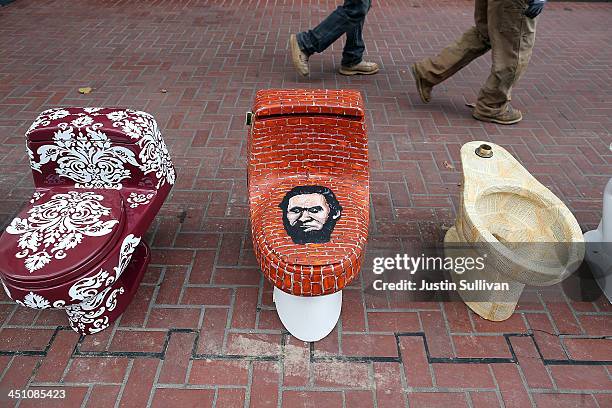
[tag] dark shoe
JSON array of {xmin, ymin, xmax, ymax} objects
[
  {"xmin": 411, "ymin": 64, "xmax": 432, "ymax": 104},
  {"xmin": 472, "ymin": 105, "xmax": 523, "ymax": 125},
  {"xmin": 338, "ymin": 61, "xmax": 379, "ymax": 76},
  {"xmin": 289, "ymin": 34, "xmax": 309, "ymax": 77}
]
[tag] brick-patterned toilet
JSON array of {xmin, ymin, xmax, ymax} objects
[
  {"xmin": 0, "ymin": 107, "xmax": 175, "ymax": 335},
  {"xmin": 248, "ymin": 89, "xmax": 369, "ymax": 341}
]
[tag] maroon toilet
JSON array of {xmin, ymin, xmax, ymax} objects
[{"xmin": 0, "ymin": 107, "xmax": 175, "ymax": 335}]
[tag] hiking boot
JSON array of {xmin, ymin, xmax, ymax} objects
[
  {"xmin": 289, "ymin": 34, "xmax": 309, "ymax": 77},
  {"xmin": 411, "ymin": 64, "xmax": 432, "ymax": 104},
  {"xmin": 472, "ymin": 105, "xmax": 523, "ymax": 125},
  {"xmin": 338, "ymin": 61, "xmax": 379, "ymax": 76}
]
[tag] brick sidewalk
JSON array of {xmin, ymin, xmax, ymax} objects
[{"xmin": 0, "ymin": 1, "xmax": 610, "ymax": 407}]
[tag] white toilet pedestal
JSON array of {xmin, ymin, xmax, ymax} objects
[
  {"xmin": 584, "ymin": 178, "xmax": 612, "ymax": 303},
  {"xmin": 273, "ymin": 287, "xmax": 342, "ymax": 342}
]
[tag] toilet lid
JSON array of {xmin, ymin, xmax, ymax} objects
[
  {"xmin": 251, "ymin": 177, "xmax": 369, "ymax": 267},
  {"xmin": 0, "ymin": 189, "xmax": 125, "ymax": 288}
]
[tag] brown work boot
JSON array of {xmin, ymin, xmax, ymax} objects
[
  {"xmin": 289, "ymin": 34, "xmax": 309, "ymax": 77},
  {"xmin": 472, "ymin": 105, "xmax": 523, "ymax": 125},
  {"xmin": 411, "ymin": 64, "xmax": 432, "ymax": 104},
  {"xmin": 338, "ymin": 61, "xmax": 379, "ymax": 76}
]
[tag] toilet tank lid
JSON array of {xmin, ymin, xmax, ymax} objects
[
  {"xmin": 253, "ymin": 89, "xmax": 364, "ymax": 119},
  {"xmin": 25, "ymin": 107, "xmax": 158, "ymax": 144}
]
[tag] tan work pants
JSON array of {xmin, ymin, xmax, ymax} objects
[{"xmin": 415, "ymin": 0, "xmax": 537, "ymax": 117}]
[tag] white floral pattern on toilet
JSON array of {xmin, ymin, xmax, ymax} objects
[
  {"xmin": 34, "ymin": 123, "xmax": 139, "ymax": 189},
  {"xmin": 114, "ymin": 110, "xmax": 175, "ymax": 189},
  {"xmin": 29, "ymin": 192, "xmax": 44, "ymax": 204},
  {"xmin": 15, "ymin": 291, "xmax": 65, "ymax": 309},
  {"xmin": 64, "ymin": 234, "xmax": 141, "ymax": 334},
  {"xmin": 3, "ymin": 234, "xmax": 141, "ymax": 334},
  {"xmin": 127, "ymin": 192, "xmax": 155, "ymax": 208},
  {"xmin": 5, "ymin": 191, "xmax": 119, "ymax": 273},
  {"xmin": 27, "ymin": 108, "xmax": 175, "ymax": 190}
]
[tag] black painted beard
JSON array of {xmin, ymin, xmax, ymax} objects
[{"xmin": 283, "ymin": 217, "xmax": 338, "ymax": 244}]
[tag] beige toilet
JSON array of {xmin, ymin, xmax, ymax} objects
[{"xmin": 445, "ymin": 141, "xmax": 585, "ymax": 321}]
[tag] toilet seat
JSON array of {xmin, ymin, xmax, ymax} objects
[
  {"xmin": 251, "ymin": 176, "xmax": 368, "ymax": 296},
  {"xmin": 252, "ymin": 177, "xmax": 368, "ymax": 263},
  {"xmin": 0, "ymin": 188, "xmax": 126, "ymax": 289}
]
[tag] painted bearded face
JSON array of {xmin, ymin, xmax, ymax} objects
[{"xmin": 280, "ymin": 186, "xmax": 342, "ymax": 244}]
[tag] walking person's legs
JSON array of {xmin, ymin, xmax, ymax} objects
[
  {"xmin": 473, "ymin": 0, "xmax": 537, "ymax": 124},
  {"xmin": 290, "ymin": 0, "xmax": 377, "ymax": 76},
  {"xmin": 340, "ymin": 13, "xmax": 366, "ymax": 67},
  {"xmin": 338, "ymin": 1, "xmax": 379, "ymax": 75},
  {"xmin": 412, "ymin": 0, "xmax": 491, "ymax": 103}
]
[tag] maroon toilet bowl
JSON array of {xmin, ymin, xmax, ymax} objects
[{"xmin": 0, "ymin": 107, "xmax": 175, "ymax": 335}]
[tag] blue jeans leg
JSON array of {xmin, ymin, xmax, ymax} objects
[
  {"xmin": 342, "ymin": 16, "xmax": 365, "ymax": 66},
  {"xmin": 297, "ymin": 0, "xmax": 370, "ymax": 66}
]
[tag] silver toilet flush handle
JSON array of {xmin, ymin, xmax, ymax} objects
[{"xmin": 475, "ymin": 144, "xmax": 493, "ymax": 158}]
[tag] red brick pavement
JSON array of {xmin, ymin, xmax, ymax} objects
[{"xmin": 0, "ymin": 1, "xmax": 610, "ymax": 407}]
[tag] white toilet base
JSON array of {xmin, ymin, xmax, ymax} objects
[
  {"xmin": 584, "ymin": 230, "xmax": 612, "ymax": 304},
  {"xmin": 273, "ymin": 287, "xmax": 342, "ymax": 342},
  {"xmin": 584, "ymin": 178, "xmax": 612, "ymax": 304}
]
